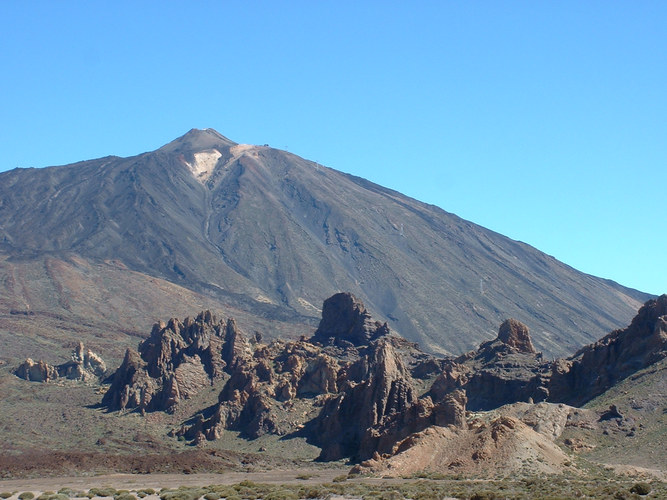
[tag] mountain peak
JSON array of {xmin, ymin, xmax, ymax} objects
[{"xmin": 158, "ymin": 128, "xmax": 237, "ymax": 154}]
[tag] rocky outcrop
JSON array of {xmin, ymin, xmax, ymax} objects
[
  {"xmin": 430, "ymin": 319, "xmax": 548, "ymax": 411},
  {"xmin": 15, "ymin": 342, "xmax": 107, "ymax": 383},
  {"xmin": 548, "ymin": 294, "xmax": 667, "ymax": 406},
  {"xmin": 358, "ymin": 389, "xmax": 467, "ymax": 461},
  {"xmin": 427, "ymin": 299, "xmax": 667, "ymax": 411},
  {"xmin": 354, "ymin": 402, "xmax": 576, "ymax": 478},
  {"xmin": 172, "ymin": 337, "xmax": 345, "ymax": 442},
  {"xmin": 14, "ymin": 358, "xmax": 59, "ymax": 382},
  {"xmin": 310, "ymin": 292, "xmax": 391, "ymax": 347},
  {"xmin": 102, "ymin": 310, "xmax": 249, "ymax": 413},
  {"xmin": 312, "ymin": 339, "xmax": 418, "ymax": 461},
  {"xmin": 172, "ymin": 294, "xmax": 452, "ymax": 462},
  {"xmin": 497, "ymin": 318, "xmax": 536, "ymax": 353},
  {"xmin": 104, "ymin": 293, "xmax": 667, "ymax": 466}
]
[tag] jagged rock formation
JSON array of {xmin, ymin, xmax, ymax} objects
[
  {"xmin": 173, "ymin": 337, "xmax": 344, "ymax": 443},
  {"xmin": 357, "ymin": 389, "xmax": 468, "ymax": 461},
  {"xmin": 425, "ymin": 298, "xmax": 667, "ymax": 411},
  {"xmin": 15, "ymin": 342, "xmax": 106, "ymax": 383},
  {"xmin": 171, "ymin": 293, "xmax": 461, "ymax": 460},
  {"xmin": 312, "ymin": 338, "xmax": 418, "ymax": 460},
  {"xmin": 548, "ymin": 294, "xmax": 667, "ymax": 406},
  {"xmin": 102, "ymin": 311, "xmax": 250, "ymax": 413},
  {"xmin": 104, "ymin": 293, "xmax": 667, "ymax": 467},
  {"xmin": 310, "ymin": 292, "xmax": 391, "ymax": 347},
  {"xmin": 497, "ymin": 318, "xmax": 536, "ymax": 353},
  {"xmin": 427, "ymin": 319, "xmax": 548, "ymax": 411}
]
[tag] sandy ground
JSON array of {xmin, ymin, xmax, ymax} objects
[{"xmin": 0, "ymin": 468, "xmax": 350, "ymax": 493}]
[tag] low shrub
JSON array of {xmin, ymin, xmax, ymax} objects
[
  {"xmin": 262, "ymin": 489, "xmax": 298, "ymax": 500},
  {"xmin": 89, "ymin": 488, "xmax": 118, "ymax": 498},
  {"xmin": 37, "ymin": 495, "xmax": 69, "ymax": 500},
  {"xmin": 159, "ymin": 491, "xmax": 201, "ymax": 500},
  {"xmin": 630, "ymin": 482, "xmax": 651, "ymax": 495},
  {"xmin": 295, "ymin": 474, "xmax": 315, "ymax": 480},
  {"xmin": 114, "ymin": 494, "xmax": 136, "ymax": 500},
  {"xmin": 19, "ymin": 493, "xmax": 35, "ymax": 500}
]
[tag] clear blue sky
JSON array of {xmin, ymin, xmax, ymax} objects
[{"xmin": 1, "ymin": 1, "xmax": 665, "ymax": 295}]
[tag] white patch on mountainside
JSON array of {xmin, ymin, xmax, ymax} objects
[
  {"xmin": 184, "ymin": 150, "xmax": 223, "ymax": 182},
  {"xmin": 229, "ymin": 144, "xmax": 255, "ymax": 157}
]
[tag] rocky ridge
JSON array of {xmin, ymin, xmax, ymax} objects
[
  {"xmin": 102, "ymin": 310, "xmax": 250, "ymax": 413},
  {"xmin": 549, "ymin": 294, "xmax": 667, "ymax": 406},
  {"xmin": 102, "ymin": 293, "xmax": 667, "ymax": 466},
  {"xmin": 15, "ymin": 342, "xmax": 106, "ymax": 383}
]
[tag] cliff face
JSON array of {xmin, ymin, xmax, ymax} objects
[
  {"xmin": 548, "ymin": 294, "xmax": 667, "ymax": 406},
  {"xmin": 102, "ymin": 311, "xmax": 249, "ymax": 413}
]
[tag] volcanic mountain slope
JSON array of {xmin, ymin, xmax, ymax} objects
[{"xmin": 0, "ymin": 128, "xmax": 652, "ymax": 358}]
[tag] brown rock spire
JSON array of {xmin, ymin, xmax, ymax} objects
[{"xmin": 497, "ymin": 318, "xmax": 536, "ymax": 353}]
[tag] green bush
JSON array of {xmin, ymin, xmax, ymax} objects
[
  {"xmin": 37, "ymin": 495, "xmax": 69, "ymax": 500},
  {"xmin": 204, "ymin": 487, "xmax": 236, "ymax": 499},
  {"xmin": 262, "ymin": 490, "xmax": 298, "ymax": 500},
  {"xmin": 19, "ymin": 493, "xmax": 35, "ymax": 500},
  {"xmin": 630, "ymin": 482, "xmax": 651, "ymax": 496},
  {"xmin": 89, "ymin": 489, "xmax": 118, "ymax": 498},
  {"xmin": 57, "ymin": 489, "xmax": 75, "ymax": 498},
  {"xmin": 159, "ymin": 492, "xmax": 199, "ymax": 500},
  {"xmin": 0, "ymin": 494, "xmax": 12, "ymax": 499},
  {"xmin": 114, "ymin": 494, "xmax": 136, "ymax": 500}
]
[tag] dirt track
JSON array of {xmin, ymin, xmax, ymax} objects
[{"xmin": 0, "ymin": 468, "xmax": 350, "ymax": 493}]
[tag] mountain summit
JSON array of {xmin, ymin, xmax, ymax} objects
[
  {"xmin": 0, "ymin": 129, "xmax": 651, "ymax": 357},
  {"xmin": 158, "ymin": 128, "xmax": 237, "ymax": 155}
]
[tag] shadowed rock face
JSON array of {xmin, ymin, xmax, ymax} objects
[
  {"xmin": 312, "ymin": 338, "xmax": 417, "ymax": 461},
  {"xmin": 548, "ymin": 294, "xmax": 667, "ymax": 406},
  {"xmin": 429, "ymin": 299, "xmax": 667, "ymax": 411},
  {"xmin": 310, "ymin": 292, "xmax": 390, "ymax": 347},
  {"xmin": 428, "ymin": 319, "xmax": 548, "ymax": 411}
]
